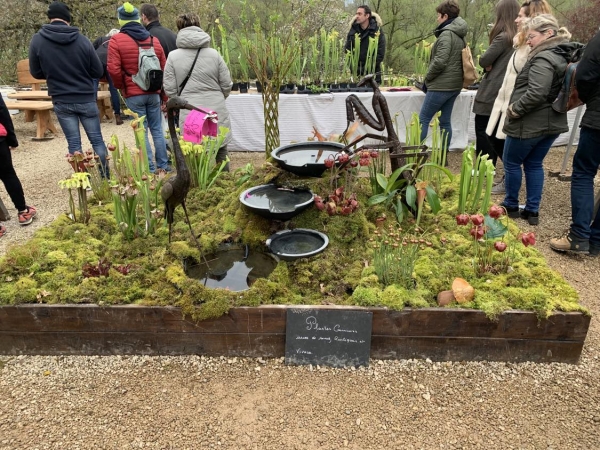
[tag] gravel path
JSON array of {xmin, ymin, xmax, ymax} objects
[{"xmin": 1, "ymin": 111, "xmax": 599, "ymax": 449}]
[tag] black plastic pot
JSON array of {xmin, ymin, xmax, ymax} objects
[
  {"xmin": 231, "ymin": 82, "xmax": 239, "ymax": 92},
  {"xmin": 271, "ymin": 141, "xmax": 345, "ymax": 177},
  {"xmin": 239, "ymin": 82, "xmax": 249, "ymax": 94}
]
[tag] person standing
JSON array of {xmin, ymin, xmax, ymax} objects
[
  {"xmin": 550, "ymin": 28, "xmax": 600, "ymax": 256},
  {"xmin": 0, "ymin": 93, "xmax": 37, "ymax": 236},
  {"xmin": 163, "ymin": 13, "xmax": 232, "ymax": 171},
  {"xmin": 472, "ymin": 0, "xmax": 520, "ymax": 168},
  {"xmin": 29, "ymin": 1, "xmax": 108, "ymax": 177},
  {"xmin": 486, "ymin": 0, "xmax": 553, "ymax": 194},
  {"xmin": 344, "ymin": 5, "xmax": 386, "ymax": 84},
  {"xmin": 418, "ymin": 0, "xmax": 468, "ymax": 151},
  {"xmin": 500, "ymin": 14, "xmax": 578, "ymax": 225},
  {"xmin": 108, "ymin": 2, "xmax": 170, "ymax": 173},
  {"xmin": 140, "ymin": 3, "xmax": 177, "ymax": 58},
  {"xmin": 92, "ymin": 29, "xmax": 123, "ymax": 125}
]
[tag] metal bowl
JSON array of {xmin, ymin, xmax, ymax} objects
[
  {"xmin": 266, "ymin": 229, "xmax": 329, "ymax": 261},
  {"xmin": 271, "ymin": 141, "xmax": 345, "ymax": 177},
  {"xmin": 239, "ymin": 184, "xmax": 314, "ymax": 221}
]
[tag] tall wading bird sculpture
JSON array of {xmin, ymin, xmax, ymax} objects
[
  {"xmin": 161, "ymin": 97, "xmax": 209, "ymax": 268},
  {"xmin": 340, "ymin": 74, "xmax": 430, "ymax": 178}
]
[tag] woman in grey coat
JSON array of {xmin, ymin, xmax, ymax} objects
[
  {"xmin": 163, "ymin": 13, "xmax": 232, "ymax": 170},
  {"xmin": 473, "ymin": 0, "xmax": 519, "ymax": 166}
]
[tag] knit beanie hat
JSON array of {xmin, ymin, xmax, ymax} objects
[
  {"xmin": 47, "ymin": 2, "xmax": 72, "ymax": 23},
  {"xmin": 117, "ymin": 2, "xmax": 140, "ymax": 26}
]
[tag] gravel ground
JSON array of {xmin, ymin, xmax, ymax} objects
[{"xmin": 1, "ymin": 111, "xmax": 599, "ymax": 449}]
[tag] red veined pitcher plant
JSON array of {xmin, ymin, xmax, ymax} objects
[{"xmin": 456, "ymin": 204, "xmax": 536, "ymax": 276}]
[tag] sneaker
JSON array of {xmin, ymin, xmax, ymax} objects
[
  {"xmin": 491, "ymin": 179, "xmax": 505, "ymax": 194},
  {"xmin": 519, "ymin": 209, "xmax": 539, "ymax": 225},
  {"xmin": 18, "ymin": 206, "xmax": 37, "ymax": 226},
  {"xmin": 500, "ymin": 203, "xmax": 520, "ymax": 219},
  {"xmin": 549, "ymin": 232, "xmax": 589, "ymax": 254}
]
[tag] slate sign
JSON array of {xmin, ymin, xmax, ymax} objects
[{"xmin": 285, "ymin": 309, "xmax": 373, "ymax": 368}]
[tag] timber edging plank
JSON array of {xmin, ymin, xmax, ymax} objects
[{"xmin": 0, "ymin": 305, "xmax": 590, "ymax": 363}]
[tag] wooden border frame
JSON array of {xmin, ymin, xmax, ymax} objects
[{"xmin": 0, "ymin": 305, "xmax": 590, "ymax": 363}]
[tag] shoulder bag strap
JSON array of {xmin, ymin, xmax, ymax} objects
[{"xmin": 178, "ymin": 48, "xmax": 202, "ymax": 96}]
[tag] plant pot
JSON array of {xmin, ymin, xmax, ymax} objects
[
  {"xmin": 330, "ymin": 83, "xmax": 340, "ymax": 93},
  {"xmin": 255, "ymin": 81, "xmax": 264, "ymax": 93},
  {"xmin": 231, "ymin": 82, "xmax": 239, "ymax": 92},
  {"xmin": 296, "ymin": 84, "xmax": 307, "ymax": 94},
  {"xmin": 239, "ymin": 82, "xmax": 249, "ymax": 94},
  {"xmin": 339, "ymin": 82, "xmax": 349, "ymax": 92}
]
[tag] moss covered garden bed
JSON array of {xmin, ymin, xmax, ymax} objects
[{"xmin": 0, "ymin": 145, "xmax": 591, "ymax": 361}]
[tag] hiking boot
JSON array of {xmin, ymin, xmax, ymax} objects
[
  {"xmin": 500, "ymin": 203, "xmax": 520, "ymax": 219},
  {"xmin": 549, "ymin": 232, "xmax": 589, "ymax": 254},
  {"xmin": 18, "ymin": 206, "xmax": 37, "ymax": 226},
  {"xmin": 491, "ymin": 178, "xmax": 505, "ymax": 194},
  {"xmin": 115, "ymin": 113, "xmax": 123, "ymax": 126},
  {"xmin": 520, "ymin": 209, "xmax": 539, "ymax": 225},
  {"xmin": 589, "ymin": 244, "xmax": 600, "ymax": 257}
]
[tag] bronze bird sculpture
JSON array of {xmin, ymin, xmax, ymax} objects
[
  {"xmin": 341, "ymin": 74, "xmax": 429, "ymax": 176},
  {"xmin": 161, "ymin": 97, "xmax": 206, "ymax": 254}
]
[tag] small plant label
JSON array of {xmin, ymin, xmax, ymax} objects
[{"xmin": 285, "ymin": 308, "xmax": 373, "ymax": 368}]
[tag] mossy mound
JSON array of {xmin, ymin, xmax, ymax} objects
[{"xmin": 0, "ymin": 161, "xmax": 586, "ymax": 320}]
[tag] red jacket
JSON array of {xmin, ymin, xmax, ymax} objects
[{"xmin": 107, "ymin": 32, "xmax": 166, "ymax": 98}]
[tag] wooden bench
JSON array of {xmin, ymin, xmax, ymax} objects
[
  {"xmin": 12, "ymin": 59, "xmax": 114, "ymax": 121},
  {"xmin": 4, "ymin": 100, "xmax": 57, "ymax": 140}
]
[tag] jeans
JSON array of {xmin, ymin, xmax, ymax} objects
[
  {"xmin": 125, "ymin": 94, "xmax": 169, "ymax": 172},
  {"xmin": 0, "ymin": 139, "xmax": 26, "ymax": 211},
  {"xmin": 419, "ymin": 90, "xmax": 460, "ymax": 151},
  {"xmin": 570, "ymin": 126, "xmax": 600, "ymax": 246},
  {"xmin": 53, "ymin": 101, "xmax": 108, "ymax": 178},
  {"xmin": 503, "ymin": 134, "xmax": 558, "ymax": 212},
  {"xmin": 475, "ymin": 114, "xmax": 505, "ymax": 166}
]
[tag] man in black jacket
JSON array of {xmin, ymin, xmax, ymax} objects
[
  {"xmin": 29, "ymin": 1, "xmax": 108, "ymax": 177},
  {"xmin": 344, "ymin": 5, "xmax": 386, "ymax": 83},
  {"xmin": 550, "ymin": 29, "xmax": 600, "ymax": 256},
  {"xmin": 140, "ymin": 3, "xmax": 177, "ymax": 58}
]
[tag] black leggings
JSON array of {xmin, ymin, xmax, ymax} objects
[
  {"xmin": 475, "ymin": 114, "xmax": 505, "ymax": 167},
  {"xmin": 0, "ymin": 139, "xmax": 26, "ymax": 211}
]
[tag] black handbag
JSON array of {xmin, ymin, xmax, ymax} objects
[{"xmin": 178, "ymin": 48, "xmax": 201, "ymax": 96}]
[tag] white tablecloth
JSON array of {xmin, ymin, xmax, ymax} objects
[{"xmin": 225, "ymin": 90, "xmax": 580, "ymax": 152}]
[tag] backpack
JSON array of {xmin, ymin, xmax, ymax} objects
[
  {"xmin": 552, "ymin": 45, "xmax": 586, "ymax": 113},
  {"xmin": 461, "ymin": 42, "xmax": 478, "ymax": 88},
  {"xmin": 128, "ymin": 36, "xmax": 163, "ymax": 92}
]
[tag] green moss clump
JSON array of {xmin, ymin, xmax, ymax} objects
[{"xmin": 0, "ymin": 162, "xmax": 586, "ymax": 322}]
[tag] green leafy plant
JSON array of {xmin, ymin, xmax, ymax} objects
[
  {"xmin": 371, "ymin": 224, "xmax": 429, "ymax": 289},
  {"xmin": 457, "ymin": 144, "xmax": 495, "ymax": 216},
  {"xmin": 234, "ymin": 162, "xmax": 255, "ymax": 187},
  {"xmin": 108, "ymin": 125, "xmax": 165, "ymax": 240},
  {"xmin": 368, "ymin": 160, "xmax": 452, "ymax": 225},
  {"xmin": 179, "ymin": 126, "xmax": 230, "ymax": 191},
  {"xmin": 413, "ymin": 40, "xmax": 432, "ymax": 83}
]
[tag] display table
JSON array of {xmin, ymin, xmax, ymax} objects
[{"xmin": 225, "ymin": 90, "xmax": 581, "ymax": 152}]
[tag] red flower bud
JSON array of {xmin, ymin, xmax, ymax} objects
[
  {"xmin": 521, "ymin": 232, "xmax": 536, "ymax": 246},
  {"xmin": 350, "ymin": 160, "xmax": 358, "ymax": 168},
  {"xmin": 494, "ymin": 241, "xmax": 507, "ymax": 252},
  {"xmin": 456, "ymin": 214, "xmax": 470, "ymax": 226},
  {"xmin": 469, "ymin": 225, "xmax": 485, "ymax": 239},
  {"xmin": 324, "ymin": 158, "xmax": 335, "ymax": 169},
  {"xmin": 470, "ymin": 214, "xmax": 484, "ymax": 226},
  {"xmin": 489, "ymin": 205, "xmax": 504, "ymax": 219},
  {"xmin": 337, "ymin": 153, "xmax": 350, "ymax": 164},
  {"xmin": 359, "ymin": 157, "xmax": 370, "ymax": 166},
  {"xmin": 370, "ymin": 151, "xmax": 379, "ymax": 158}
]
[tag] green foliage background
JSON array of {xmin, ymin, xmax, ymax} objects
[{"xmin": 0, "ymin": 0, "xmax": 593, "ymax": 85}]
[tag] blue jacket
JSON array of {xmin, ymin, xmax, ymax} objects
[{"xmin": 29, "ymin": 22, "xmax": 104, "ymax": 104}]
